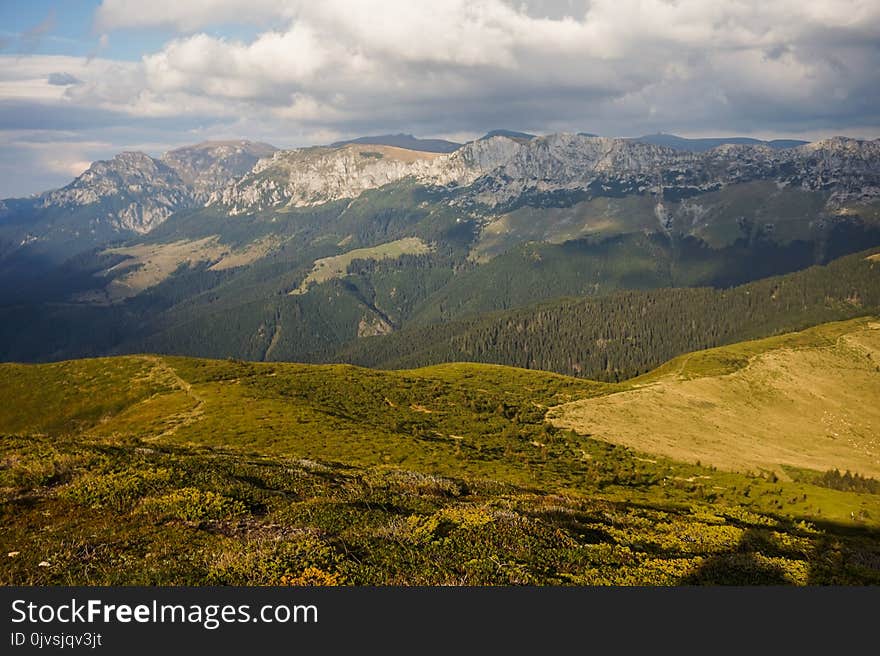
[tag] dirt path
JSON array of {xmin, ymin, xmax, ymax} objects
[{"xmin": 140, "ymin": 355, "xmax": 206, "ymax": 439}]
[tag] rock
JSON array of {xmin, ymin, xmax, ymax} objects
[
  {"xmin": 210, "ymin": 133, "xmax": 880, "ymax": 215},
  {"xmin": 5, "ymin": 133, "xmax": 879, "ymax": 255},
  {"xmin": 161, "ymin": 140, "xmax": 277, "ymax": 203}
]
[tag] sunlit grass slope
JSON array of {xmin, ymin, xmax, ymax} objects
[
  {"xmin": 1, "ymin": 332, "xmax": 879, "ymax": 585},
  {"xmin": 549, "ymin": 317, "xmax": 880, "ymax": 478}
]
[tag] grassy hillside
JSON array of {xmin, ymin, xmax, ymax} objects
[
  {"xmin": 338, "ymin": 248, "xmax": 880, "ymax": 380},
  {"xmin": 3, "ymin": 177, "xmax": 880, "ymax": 366},
  {"xmin": 2, "ymin": 334, "xmax": 879, "ymax": 585},
  {"xmin": 549, "ymin": 318, "xmax": 880, "ymax": 478},
  {"xmin": 290, "ymin": 237, "xmax": 432, "ymax": 294}
]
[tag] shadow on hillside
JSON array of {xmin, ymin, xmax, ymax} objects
[
  {"xmin": 680, "ymin": 529, "xmax": 794, "ymax": 585},
  {"xmin": 679, "ymin": 523, "xmax": 880, "ymax": 585}
]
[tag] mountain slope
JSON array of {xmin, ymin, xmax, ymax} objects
[
  {"xmin": 0, "ymin": 140, "xmax": 277, "ymax": 260},
  {"xmin": 203, "ymin": 132, "xmax": 880, "ymax": 215},
  {"xmin": 2, "ymin": 326, "xmax": 879, "ymax": 585},
  {"xmin": 6, "ymin": 132, "xmax": 879, "ymax": 253},
  {"xmin": 336, "ymin": 248, "xmax": 880, "ymax": 380},
  {"xmin": 330, "ymin": 133, "xmax": 461, "ymax": 152},
  {"xmin": 0, "ymin": 153, "xmax": 190, "ymax": 259},
  {"xmin": 209, "ymin": 144, "xmax": 449, "ymax": 213},
  {"xmin": 161, "ymin": 140, "xmax": 277, "ymax": 202},
  {"xmin": 549, "ymin": 318, "xmax": 880, "ymax": 477}
]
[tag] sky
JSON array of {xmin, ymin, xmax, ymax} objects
[{"xmin": 1, "ymin": 0, "xmax": 879, "ymax": 198}]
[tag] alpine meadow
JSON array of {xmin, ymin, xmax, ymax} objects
[{"xmin": 1, "ymin": 0, "xmax": 880, "ymax": 589}]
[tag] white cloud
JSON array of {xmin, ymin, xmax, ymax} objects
[
  {"xmin": 14, "ymin": 3, "xmax": 880, "ymax": 136},
  {"xmin": 113, "ymin": 1, "xmax": 876, "ymax": 134},
  {"xmin": 94, "ymin": 0, "xmax": 293, "ymax": 32},
  {"xmin": 2, "ymin": 1, "xmax": 879, "ymax": 197}
]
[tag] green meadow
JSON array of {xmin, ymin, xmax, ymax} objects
[{"xmin": 2, "ymin": 319, "xmax": 879, "ymax": 585}]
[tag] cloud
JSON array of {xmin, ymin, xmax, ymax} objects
[
  {"xmin": 3, "ymin": 1, "xmax": 880, "ymax": 197},
  {"xmin": 47, "ymin": 72, "xmax": 82, "ymax": 86},
  {"xmin": 94, "ymin": 0, "xmax": 293, "ymax": 32},
  {"xmin": 106, "ymin": 0, "xmax": 878, "ymax": 138},
  {"xmin": 0, "ymin": 133, "xmax": 115, "ymax": 197},
  {"xmin": 25, "ymin": 2, "xmax": 880, "ymax": 139}
]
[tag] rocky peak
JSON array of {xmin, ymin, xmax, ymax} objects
[
  {"xmin": 785, "ymin": 137, "xmax": 880, "ymax": 203},
  {"xmin": 17, "ymin": 141, "xmax": 281, "ymax": 237},
  {"xmin": 799, "ymin": 136, "xmax": 872, "ymax": 152},
  {"xmin": 41, "ymin": 152, "xmax": 183, "ymax": 199},
  {"xmin": 794, "ymin": 137, "xmax": 880, "ymax": 168},
  {"xmin": 162, "ymin": 140, "xmax": 277, "ymax": 201},
  {"xmin": 460, "ymin": 134, "xmax": 691, "ymax": 206},
  {"xmin": 7, "ymin": 132, "xmax": 880, "ymax": 247},
  {"xmin": 212, "ymin": 144, "xmax": 445, "ymax": 214},
  {"xmin": 524, "ymin": 134, "xmax": 684, "ymax": 172},
  {"xmin": 424, "ymin": 135, "xmax": 526, "ymax": 186},
  {"xmin": 207, "ymin": 132, "xmax": 880, "ymax": 214},
  {"xmin": 35, "ymin": 152, "xmax": 190, "ymax": 234}
]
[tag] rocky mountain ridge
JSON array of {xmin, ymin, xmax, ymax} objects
[
  {"xmin": 160, "ymin": 140, "xmax": 277, "ymax": 203},
  {"xmin": 34, "ymin": 152, "xmax": 190, "ymax": 234},
  {"xmin": 211, "ymin": 133, "xmax": 880, "ymax": 213},
  {"xmin": 459, "ymin": 134, "xmax": 880, "ymax": 209},
  {"xmin": 3, "ymin": 133, "xmax": 879, "ymax": 254},
  {"xmin": 210, "ymin": 144, "xmax": 446, "ymax": 215},
  {"xmin": 1, "ymin": 141, "xmax": 277, "ymax": 240}
]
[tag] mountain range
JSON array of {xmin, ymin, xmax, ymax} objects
[
  {"xmin": 631, "ymin": 133, "xmax": 809, "ymax": 151},
  {"xmin": 2, "ymin": 129, "xmax": 880, "ymax": 587},
  {"xmin": 3, "ymin": 131, "xmax": 876, "ymax": 255},
  {"xmin": 1, "ymin": 130, "xmax": 879, "ymax": 366}
]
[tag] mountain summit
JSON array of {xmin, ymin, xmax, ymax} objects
[
  {"xmin": 0, "ymin": 140, "xmax": 277, "ymax": 258},
  {"xmin": 330, "ymin": 134, "xmax": 461, "ymax": 153},
  {"xmin": 2, "ymin": 131, "xmax": 879, "ymax": 262}
]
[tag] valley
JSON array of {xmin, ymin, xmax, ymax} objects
[
  {"xmin": 2, "ymin": 132, "xmax": 880, "ymax": 366},
  {"xmin": 2, "ymin": 130, "xmax": 879, "ymax": 586}
]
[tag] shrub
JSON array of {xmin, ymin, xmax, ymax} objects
[
  {"xmin": 0, "ymin": 452, "xmax": 82, "ymax": 489},
  {"xmin": 137, "ymin": 487, "xmax": 247, "ymax": 522},
  {"xmin": 206, "ymin": 535, "xmax": 345, "ymax": 585},
  {"xmin": 280, "ymin": 567, "xmax": 342, "ymax": 586},
  {"xmin": 62, "ymin": 468, "xmax": 176, "ymax": 511}
]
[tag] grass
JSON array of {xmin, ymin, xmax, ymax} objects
[
  {"xmin": 2, "ymin": 435, "xmax": 878, "ymax": 585},
  {"xmin": 87, "ymin": 236, "xmax": 278, "ymax": 303},
  {"xmin": 677, "ymin": 181, "xmax": 828, "ymax": 248},
  {"xmin": 469, "ymin": 195, "xmax": 658, "ymax": 262},
  {"xmin": 290, "ymin": 237, "xmax": 432, "ymax": 294},
  {"xmin": 549, "ymin": 318, "xmax": 880, "ymax": 478},
  {"xmin": 1, "ymin": 320, "xmax": 879, "ymax": 585},
  {"xmin": 468, "ymin": 182, "xmax": 832, "ymax": 263}
]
